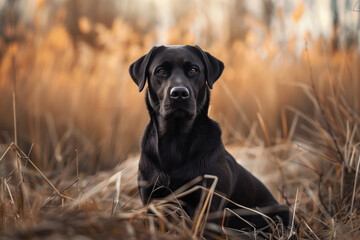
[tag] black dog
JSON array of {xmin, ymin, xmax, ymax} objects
[{"xmin": 129, "ymin": 45, "xmax": 289, "ymax": 231}]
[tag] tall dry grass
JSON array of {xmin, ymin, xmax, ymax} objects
[{"xmin": 0, "ymin": 3, "xmax": 360, "ymax": 240}]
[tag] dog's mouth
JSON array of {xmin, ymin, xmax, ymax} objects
[
  {"xmin": 165, "ymin": 109, "xmax": 192, "ymax": 120},
  {"xmin": 161, "ymin": 104, "xmax": 195, "ymax": 120}
]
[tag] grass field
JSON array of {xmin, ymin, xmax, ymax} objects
[{"xmin": 1, "ymin": 2, "xmax": 360, "ymax": 239}]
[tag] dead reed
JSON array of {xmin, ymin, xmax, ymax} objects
[{"xmin": 0, "ymin": 4, "xmax": 360, "ymax": 240}]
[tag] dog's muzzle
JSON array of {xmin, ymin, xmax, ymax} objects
[{"xmin": 162, "ymin": 86, "xmax": 195, "ymax": 120}]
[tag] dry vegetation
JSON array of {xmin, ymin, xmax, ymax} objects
[{"xmin": 0, "ymin": 2, "xmax": 360, "ymax": 239}]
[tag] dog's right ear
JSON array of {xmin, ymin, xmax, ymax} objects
[{"xmin": 129, "ymin": 47, "xmax": 158, "ymax": 92}]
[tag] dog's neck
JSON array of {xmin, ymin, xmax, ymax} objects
[{"xmin": 157, "ymin": 116, "xmax": 194, "ymax": 137}]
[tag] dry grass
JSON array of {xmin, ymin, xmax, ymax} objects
[{"xmin": 1, "ymin": 3, "xmax": 360, "ymax": 239}]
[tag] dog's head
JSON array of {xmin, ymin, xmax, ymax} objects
[{"xmin": 129, "ymin": 45, "xmax": 224, "ymax": 120}]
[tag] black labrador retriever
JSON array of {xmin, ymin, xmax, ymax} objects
[{"xmin": 129, "ymin": 45, "xmax": 290, "ymax": 231}]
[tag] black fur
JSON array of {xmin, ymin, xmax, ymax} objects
[{"xmin": 129, "ymin": 45, "xmax": 290, "ymax": 230}]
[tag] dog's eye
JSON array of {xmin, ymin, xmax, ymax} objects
[
  {"xmin": 189, "ymin": 67, "xmax": 198, "ymax": 74},
  {"xmin": 156, "ymin": 68, "xmax": 166, "ymax": 76}
]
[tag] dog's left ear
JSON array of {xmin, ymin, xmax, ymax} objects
[
  {"xmin": 195, "ymin": 45, "xmax": 224, "ymax": 89},
  {"xmin": 129, "ymin": 47, "xmax": 158, "ymax": 92}
]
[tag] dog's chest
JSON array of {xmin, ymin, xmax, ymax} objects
[{"xmin": 157, "ymin": 136, "xmax": 188, "ymax": 170}]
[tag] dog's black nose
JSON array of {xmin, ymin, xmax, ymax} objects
[{"xmin": 170, "ymin": 87, "xmax": 190, "ymax": 100}]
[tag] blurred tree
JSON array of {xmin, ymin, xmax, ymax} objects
[
  {"xmin": 331, "ymin": 0, "xmax": 339, "ymax": 51},
  {"xmin": 0, "ymin": 0, "xmax": 21, "ymax": 57},
  {"xmin": 65, "ymin": 0, "xmax": 115, "ymax": 48},
  {"xmin": 228, "ymin": 0, "xmax": 248, "ymax": 43},
  {"xmin": 64, "ymin": 0, "xmax": 157, "ymax": 49},
  {"xmin": 358, "ymin": 3, "xmax": 360, "ymax": 52},
  {"xmin": 262, "ymin": 0, "xmax": 274, "ymax": 28}
]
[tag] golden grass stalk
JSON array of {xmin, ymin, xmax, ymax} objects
[{"xmin": 350, "ymin": 156, "xmax": 360, "ymax": 214}]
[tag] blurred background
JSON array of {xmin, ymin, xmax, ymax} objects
[{"xmin": 0, "ymin": 0, "xmax": 359, "ymax": 173}]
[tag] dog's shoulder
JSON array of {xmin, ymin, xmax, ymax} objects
[
  {"xmin": 140, "ymin": 121, "xmax": 159, "ymax": 161},
  {"xmin": 188, "ymin": 116, "xmax": 225, "ymax": 159},
  {"xmin": 193, "ymin": 115, "xmax": 222, "ymax": 138}
]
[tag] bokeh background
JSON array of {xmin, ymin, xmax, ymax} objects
[{"xmin": 0, "ymin": 0, "xmax": 360, "ymax": 239}]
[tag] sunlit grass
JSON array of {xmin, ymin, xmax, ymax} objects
[{"xmin": 0, "ymin": 4, "xmax": 359, "ymax": 239}]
